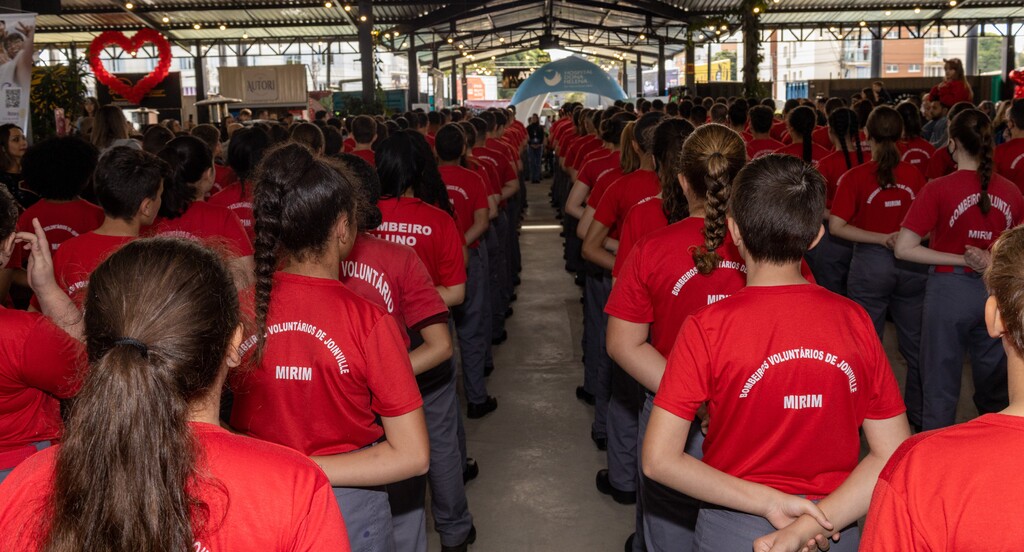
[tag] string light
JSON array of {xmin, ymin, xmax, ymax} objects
[
  {"xmin": 324, "ymin": 0, "xmax": 333, "ymax": 7},
  {"xmin": 219, "ymin": 24, "xmax": 227, "ymax": 30},
  {"xmin": 193, "ymin": 23, "xmax": 202, "ymax": 29},
  {"xmin": 359, "ymin": 14, "xmax": 367, "ymax": 21},
  {"xmin": 344, "ymin": 4, "xmax": 351, "ymax": 11},
  {"xmin": 242, "ymin": 32, "xmax": 249, "ymax": 39},
  {"xmin": 161, "ymin": 16, "xmax": 170, "ymax": 23},
  {"xmin": 125, "ymin": 1, "xmax": 134, "ymax": 9}
]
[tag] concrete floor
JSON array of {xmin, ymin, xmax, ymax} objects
[{"xmin": 428, "ymin": 177, "xmax": 981, "ymax": 551}]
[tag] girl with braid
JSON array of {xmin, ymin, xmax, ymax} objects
[
  {"xmin": 831, "ymin": 106, "xmax": 928, "ymax": 432},
  {"xmin": 775, "ymin": 106, "xmax": 830, "ymax": 167},
  {"xmin": 606, "ymin": 124, "xmax": 749, "ymax": 552},
  {"xmin": 896, "ymin": 101, "xmax": 935, "ymax": 179},
  {"xmin": 896, "ymin": 109, "xmax": 1024, "ymax": 430},
  {"xmin": 229, "ymin": 143, "xmax": 429, "ymax": 551},
  {"xmin": 808, "ymin": 107, "xmax": 869, "ymax": 295}
]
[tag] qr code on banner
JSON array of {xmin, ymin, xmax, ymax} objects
[{"xmin": 4, "ymin": 88, "xmax": 20, "ymax": 109}]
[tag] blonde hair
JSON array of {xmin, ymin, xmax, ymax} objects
[
  {"xmin": 986, "ymin": 225, "xmax": 1024, "ymax": 353},
  {"xmin": 619, "ymin": 121, "xmax": 640, "ymax": 174}
]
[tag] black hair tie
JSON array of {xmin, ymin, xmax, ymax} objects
[{"xmin": 113, "ymin": 337, "xmax": 149, "ymax": 359}]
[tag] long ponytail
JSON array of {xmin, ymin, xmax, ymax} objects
[
  {"xmin": 684, "ymin": 124, "xmax": 747, "ymax": 274},
  {"xmin": 252, "ymin": 143, "xmax": 359, "ymax": 359},
  {"xmin": 828, "ymin": 108, "xmax": 859, "ymax": 170},
  {"xmin": 866, "ymin": 106, "xmax": 903, "ymax": 190},
  {"xmin": 949, "ymin": 109, "xmax": 995, "ymax": 215},
  {"xmin": 788, "ymin": 106, "xmax": 817, "ymax": 164},
  {"xmin": 45, "ymin": 238, "xmax": 239, "ymax": 552},
  {"xmin": 651, "ymin": 118, "xmax": 696, "ymax": 224}
]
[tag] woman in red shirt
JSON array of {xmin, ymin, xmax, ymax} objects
[
  {"xmin": 831, "ymin": 106, "xmax": 928, "ymax": 431},
  {"xmin": 775, "ymin": 106, "xmax": 830, "ymax": 167},
  {"xmin": 929, "ymin": 58, "xmax": 973, "ymax": 108},
  {"xmin": 232, "ymin": 144, "xmax": 429, "ymax": 552},
  {"xmin": 608, "ymin": 123, "xmax": 748, "ymax": 552},
  {"xmin": 896, "ymin": 109, "xmax": 1024, "ymax": 430},
  {"xmin": 0, "ymin": 236, "xmax": 349, "ymax": 551},
  {"xmin": 150, "ymin": 136, "xmax": 254, "ymax": 288},
  {"xmin": 896, "ymin": 102, "xmax": 935, "ymax": 179}
]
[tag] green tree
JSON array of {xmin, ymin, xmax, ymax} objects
[{"xmin": 978, "ymin": 35, "xmax": 1003, "ymax": 74}]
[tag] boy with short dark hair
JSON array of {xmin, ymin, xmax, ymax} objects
[
  {"xmin": 643, "ymin": 154, "xmax": 910, "ymax": 551},
  {"xmin": 350, "ymin": 115, "xmax": 377, "ymax": 166}
]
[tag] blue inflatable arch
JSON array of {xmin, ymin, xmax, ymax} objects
[{"xmin": 509, "ymin": 56, "xmax": 627, "ymax": 121}]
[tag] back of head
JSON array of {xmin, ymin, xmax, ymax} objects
[
  {"xmin": 652, "ymin": 118, "xmax": 696, "ymax": 224},
  {"xmin": 356, "ymin": 114, "xmax": 380, "ymax": 143},
  {"xmin": 157, "ymin": 136, "xmax": 213, "ymax": 218},
  {"xmin": 652, "ymin": 99, "xmax": 665, "ymax": 112},
  {"xmin": 782, "ymin": 99, "xmax": 800, "ymax": 115},
  {"xmin": 227, "ymin": 127, "xmax": 271, "ymax": 184},
  {"xmin": 95, "ymin": 147, "xmax": 168, "ymax": 220},
  {"xmin": 634, "ymin": 112, "xmax": 666, "ymax": 155},
  {"xmin": 190, "ymin": 124, "xmax": 221, "ymax": 153},
  {"xmin": 986, "ymin": 225, "xmax": 1024, "ymax": 354},
  {"xmin": 828, "ymin": 107, "xmax": 863, "ymax": 169},
  {"xmin": 22, "ymin": 137, "xmax": 99, "ymax": 201},
  {"xmin": 896, "ymin": 102, "xmax": 924, "ymax": 139},
  {"xmin": 690, "ymin": 105, "xmax": 708, "ymax": 126},
  {"xmin": 457, "ymin": 121, "xmax": 477, "ymax": 147},
  {"xmin": 268, "ymin": 124, "xmax": 290, "ymax": 144},
  {"xmin": 749, "ymin": 106, "xmax": 774, "ymax": 134},
  {"xmin": 730, "ymin": 154, "xmax": 826, "ymax": 264},
  {"xmin": 788, "ymin": 106, "xmax": 818, "ymax": 163},
  {"xmin": 866, "ymin": 106, "xmax": 903, "ymax": 190},
  {"xmin": 679, "ymin": 100, "xmax": 694, "ymax": 119},
  {"xmin": 290, "ymin": 122, "xmax": 325, "ymax": 154},
  {"xmin": 601, "ymin": 112, "xmax": 635, "ymax": 145},
  {"xmin": 142, "ymin": 125, "xmax": 175, "ymax": 154},
  {"xmin": 337, "ymin": 153, "xmax": 381, "ymax": 231},
  {"xmin": 92, "ymin": 106, "xmax": 129, "ymax": 149},
  {"xmin": 376, "ymin": 131, "xmax": 450, "ymax": 214},
  {"xmin": 761, "ymin": 98, "xmax": 777, "ymax": 111},
  {"xmin": 949, "ymin": 108, "xmax": 996, "ymax": 215},
  {"xmin": 427, "ymin": 111, "xmax": 442, "ymax": 127},
  {"xmin": 323, "ymin": 126, "xmax": 343, "ymax": 156},
  {"xmin": 665, "ymin": 103, "xmax": 679, "ymax": 117},
  {"xmin": 1009, "ymin": 98, "xmax": 1024, "ymax": 130},
  {"xmin": 619, "ymin": 122, "xmax": 640, "ymax": 174},
  {"xmin": 852, "ymin": 100, "xmax": 873, "ymax": 130},
  {"xmin": 681, "ymin": 124, "xmax": 747, "ymax": 274},
  {"xmin": 709, "ymin": 103, "xmax": 728, "ymax": 124},
  {"xmin": 435, "ymin": 124, "xmax": 467, "ymax": 162},
  {"xmin": 727, "ymin": 102, "xmax": 747, "ymax": 127},
  {"xmin": 48, "ymin": 237, "xmax": 238, "ymax": 552}
]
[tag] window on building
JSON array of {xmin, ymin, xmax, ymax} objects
[
  {"xmin": 886, "ymin": 30, "xmax": 900, "ymax": 39},
  {"xmin": 886, "ymin": 64, "xmax": 899, "ymax": 73},
  {"xmin": 179, "ymin": 57, "xmax": 194, "ymax": 70},
  {"xmin": 908, "ymin": 64, "xmax": 922, "ymax": 73}
]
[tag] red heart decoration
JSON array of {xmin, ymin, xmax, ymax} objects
[{"xmin": 89, "ymin": 29, "xmax": 172, "ymax": 105}]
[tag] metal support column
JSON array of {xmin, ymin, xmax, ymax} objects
[
  {"xmin": 965, "ymin": 24, "xmax": 979, "ymax": 76},
  {"xmin": 657, "ymin": 39, "xmax": 667, "ymax": 96},
  {"xmin": 636, "ymin": 53, "xmax": 643, "ymax": 98},
  {"xmin": 741, "ymin": 7, "xmax": 761, "ymax": 98},
  {"xmin": 870, "ymin": 25, "xmax": 882, "ymax": 79},
  {"xmin": 621, "ymin": 61, "xmax": 629, "ymax": 97},
  {"xmin": 358, "ymin": 0, "xmax": 375, "ymax": 105},
  {"xmin": 194, "ymin": 41, "xmax": 208, "ymax": 123},
  {"xmin": 685, "ymin": 35, "xmax": 696, "ymax": 94},
  {"xmin": 325, "ymin": 42, "xmax": 332, "ymax": 92},
  {"xmin": 707, "ymin": 42, "xmax": 712, "ymax": 83},
  {"xmin": 1002, "ymin": 21, "xmax": 1017, "ymax": 99},
  {"xmin": 407, "ymin": 37, "xmax": 419, "ymax": 110},
  {"xmin": 451, "ymin": 57, "xmax": 458, "ymax": 106}
]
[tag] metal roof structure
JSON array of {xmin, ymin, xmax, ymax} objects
[{"xmin": 33, "ymin": 0, "xmax": 1024, "ymax": 69}]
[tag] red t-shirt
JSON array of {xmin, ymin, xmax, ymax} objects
[
  {"xmin": 424, "ymin": 133, "xmax": 436, "ymax": 150},
  {"xmin": 565, "ymin": 135, "xmax": 597, "ymax": 169},
  {"xmin": 654, "ymin": 284, "xmax": 906, "ymax": 497},
  {"xmin": 49, "ymin": 232, "xmax": 134, "ymax": 304},
  {"xmin": 832, "ymin": 161, "xmax": 926, "ymax": 234},
  {"xmin": 898, "ymin": 137, "xmax": 936, "ymax": 179},
  {"xmin": 774, "ymin": 142, "xmax": 831, "ymax": 166},
  {"xmin": 342, "ymin": 136, "xmax": 356, "ymax": 152},
  {"xmin": 208, "ymin": 182, "xmax": 255, "ymax": 242},
  {"xmin": 352, "ymin": 148, "xmax": 376, "ymax": 167},
  {"xmin": 586, "ymin": 166, "xmax": 626, "ymax": 210},
  {"xmin": 468, "ymin": 155, "xmax": 501, "ymax": 198},
  {"xmin": 569, "ymin": 137, "xmax": 601, "ymax": 171},
  {"xmin": 613, "ymin": 197, "xmax": 667, "ymax": 278},
  {"xmin": 0, "ymin": 308, "xmax": 83, "ymax": 467},
  {"xmin": 862, "ymin": 414, "xmax": 1024, "ymax": 550},
  {"xmin": 231, "ymin": 272, "xmax": 422, "ymax": 455},
  {"xmin": 0, "ymin": 422, "xmax": 350, "ymax": 551},
  {"xmin": 372, "ymin": 197, "xmax": 466, "ymax": 288},
  {"xmin": 340, "ymin": 234, "xmax": 448, "ymax": 349},
  {"xmin": 146, "ymin": 201, "xmax": 253, "ymax": 257},
  {"xmin": 818, "ymin": 149, "xmax": 872, "ymax": 209},
  {"xmin": 747, "ymin": 138, "xmax": 785, "ymax": 160},
  {"xmin": 212, "ymin": 163, "xmax": 238, "ymax": 196},
  {"xmin": 473, "ymin": 146, "xmax": 515, "ymax": 187},
  {"xmin": 769, "ymin": 120, "xmax": 787, "ymax": 142},
  {"xmin": 594, "ymin": 169, "xmax": 660, "ymax": 238},
  {"xmin": 439, "ymin": 165, "xmax": 489, "ymax": 248},
  {"xmin": 901, "ymin": 170, "xmax": 1024, "ymax": 255},
  {"xmin": 995, "ymin": 137, "xmax": 1024, "ymax": 191},
  {"xmin": 607, "ymin": 217, "xmax": 747, "ymax": 358},
  {"xmin": 15, "ymin": 199, "xmax": 104, "ymax": 253},
  {"xmin": 577, "ymin": 150, "xmax": 619, "ymax": 189},
  {"xmin": 926, "ymin": 147, "xmax": 957, "ymax": 180},
  {"xmin": 580, "ymin": 145, "xmax": 610, "ymax": 169},
  {"xmin": 811, "ymin": 126, "xmax": 835, "ymax": 151}
]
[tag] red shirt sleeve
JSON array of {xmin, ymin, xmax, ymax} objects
[
  {"xmin": 290, "ymin": 474, "xmax": 352, "ymax": 551},
  {"xmin": 605, "ymin": 240, "xmax": 654, "ymax": 324},
  {"xmin": 437, "ymin": 215, "xmax": 467, "ymax": 287},
  {"xmin": 221, "ymin": 210, "xmax": 255, "ymax": 257},
  {"xmin": 20, "ymin": 314, "xmax": 85, "ymax": 398},
  {"xmin": 830, "ymin": 170, "xmax": 860, "ymax": 223},
  {"xmin": 861, "ymin": 468, "xmax": 921, "ymax": 549},
  {"xmin": 901, "ymin": 181, "xmax": 940, "ymax": 237},
  {"xmin": 398, "ymin": 251, "xmax": 448, "ymax": 331},
  {"xmin": 365, "ymin": 314, "xmax": 423, "ymax": 417},
  {"xmin": 593, "ymin": 181, "xmax": 620, "ymax": 228},
  {"xmin": 653, "ymin": 316, "xmax": 713, "ymax": 421}
]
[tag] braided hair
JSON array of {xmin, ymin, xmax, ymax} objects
[
  {"xmin": 787, "ymin": 106, "xmax": 817, "ymax": 164},
  {"xmin": 828, "ymin": 108, "xmax": 863, "ymax": 170},
  {"xmin": 949, "ymin": 109, "xmax": 995, "ymax": 215},
  {"xmin": 866, "ymin": 106, "xmax": 903, "ymax": 190},
  {"xmin": 683, "ymin": 124, "xmax": 747, "ymax": 274}
]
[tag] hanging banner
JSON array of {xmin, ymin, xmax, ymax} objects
[
  {"xmin": 0, "ymin": 13, "xmax": 36, "ymax": 131},
  {"xmin": 502, "ymin": 68, "xmax": 534, "ymax": 89},
  {"xmin": 96, "ymin": 72, "xmax": 183, "ymax": 108}
]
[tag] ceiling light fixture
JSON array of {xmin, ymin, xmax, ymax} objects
[
  {"xmin": 125, "ymin": 1, "xmax": 134, "ymax": 9},
  {"xmin": 162, "ymin": 16, "xmax": 170, "ymax": 23},
  {"xmin": 193, "ymin": 23, "xmax": 202, "ymax": 29},
  {"xmin": 325, "ymin": 1, "xmax": 333, "ymax": 7},
  {"xmin": 359, "ymin": 14, "xmax": 367, "ymax": 21}
]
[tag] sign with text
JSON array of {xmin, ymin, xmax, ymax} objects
[{"xmin": 96, "ymin": 71, "xmax": 183, "ymax": 108}]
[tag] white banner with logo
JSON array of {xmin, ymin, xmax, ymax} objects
[{"xmin": 0, "ymin": 13, "xmax": 35, "ymax": 131}]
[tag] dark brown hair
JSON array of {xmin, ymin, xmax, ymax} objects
[
  {"xmin": 652, "ymin": 118, "xmax": 696, "ymax": 224},
  {"xmin": 949, "ymin": 109, "xmax": 995, "ymax": 215},
  {"xmin": 986, "ymin": 225, "xmax": 1024, "ymax": 353},
  {"xmin": 44, "ymin": 238, "xmax": 239, "ymax": 552},
  {"xmin": 866, "ymin": 106, "xmax": 903, "ymax": 190},
  {"xmin": 730, "ymin": 154, "xmax": 826, "ymax": 264},
  {"xmin": 828, "ymin": 108, "xmax": 863, "ymax": 170},
  {"xmin": 289, "ymin": 122, "xmax": 325, "ymax": 154},
  {"xmin": 787, "ymin": 106, "xmax": 817, "ymax": 164},
  {"xmin": 683, "ymin": 124, "xmax": 747, "ymax": 274}
]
